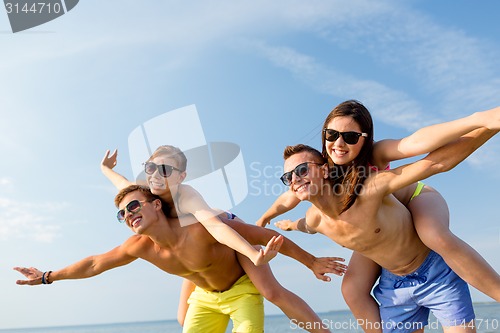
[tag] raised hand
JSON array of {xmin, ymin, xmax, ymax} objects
[
  {"xmin": 253, "ymin": 235, "xmax": 284, "ymax": 266},
  {"xmin": 101, "ymin": 149, "xmax": 118, "ymax": 171}
]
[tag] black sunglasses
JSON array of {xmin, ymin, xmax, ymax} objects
[
  {"xmin": 280, "ymin": 162, "xmax": 324, "ymax": 186},
  {"xmin": 117, "ymin": 199, "xmax": 152, "ymax": 222},
  {"xmin": 144, "ymin": 161, "xmax": 183, "ymax": 178},
  {"xmin": 323, "ymin": 129, "xmax": 368, "ymax": 145}
]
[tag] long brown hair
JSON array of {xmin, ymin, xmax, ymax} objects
[{"xmin": 321, "ymin": 100, "xmax": 374, "ymax": 213}]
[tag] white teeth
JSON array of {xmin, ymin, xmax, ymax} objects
[
  {"xmin": 296, "ymin": 184, "xmax": 308, "ymax": 192},
  {"xmin": 333, "ymin": 149, "xmax": 347, "ymax": 156},
  {"xmin": 131, "ymin": 217, "xmax": 141, "ymax": 227}
]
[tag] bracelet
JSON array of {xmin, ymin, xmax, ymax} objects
[{"xmin": 41, "ymin": 271, "xmax": 53, "ymax": 285}]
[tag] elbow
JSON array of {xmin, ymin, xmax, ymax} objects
[
  {"xmin": 429, "ymin": 161, "xmax": 448, "ymax": 174},
  {"xmin": 431, "ymin": 156, "xmax": 457, "ymax": 173}
]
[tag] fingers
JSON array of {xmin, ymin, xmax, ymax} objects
[
  {"xmin": 13, "ymin": 266, "xmax": 43, "ymax": 285},
  {"xmin": 274, "ymin": 221, "xmax": 289, "ymax": 231},
  {"xmin": 16, "ymin": 279, "xmax": 34, "ymax": 285},
  {"xmin": 255, "ymin": 219, "xmax": 269, "ymax": 227},
  {"xmin": 315, "ymin": 273, "xmax": 332, "ymax": 282},
  {"xmin": 101, "ymin": 149, "xmax": 118, "ymax": 165},
  {"xmin": 266, "ymin": 235, "xmax": 283, "ymax": 250},
  {"xmin": 102, "ymin": 149, "xmax": 111, "ymax": 160},
  {"xmin": 13, "ymin": 266, "xmax": 38, "ymax": 276},
  {"xmin": 329, "ymin": 257, "xmax": 345, "ymax": 262}
]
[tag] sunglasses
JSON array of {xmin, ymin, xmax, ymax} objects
[
  {"xmin": 280, "ymin": 162, "xmax": 324, "ymax": 186},
  {"xmin": 144, "ymin": 161, "xmax": 183, "ymax": 178},
  {"xmin": 117, "ymin": 199, "xmax": 151, "ymax": 222},
  {"xmin": 323, "ymin": 129, "xmax": 368, "ymax": 145}
]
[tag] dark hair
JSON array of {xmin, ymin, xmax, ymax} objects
[
  {"xmin": 321, "ymin": 100, "xmax": 374, "ymax": 213},
  {"xmin": 283, "ymin": 144, "xmax": 326, "ymax": 163}
]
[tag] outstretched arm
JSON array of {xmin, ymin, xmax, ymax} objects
[
  {"xmin": 256, "ymin": 190, "xmax": 301, "ymax": 227},
  {"xmin": 372, "ymin": 106, "xmax": 500, "ymax": 168},
  {"xmin": 275, "ymin": 206, "xmax": 320, "ymax": 234},
  {"xmin": 101, "ymin": 149, "xmax": 134, "ymax": 190},
  {"xmin": 378, "ymin": 127, "xmax": 497, "ymax": 196},
  {"xmin": 225, "ymin": 219, "xmax": 347, "ymax": 281},
  {"xmin": 14, "ymin": 242, "xmax": 137, "ymax": 285}
]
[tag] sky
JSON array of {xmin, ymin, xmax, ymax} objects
[{"xmin": 0, "ymin": 0, "xmax": 499, "ymax": 329}]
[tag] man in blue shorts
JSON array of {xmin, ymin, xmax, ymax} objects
[{"xmin": 275, "ymin": 124, "xmax": 498, "ymax": 333}]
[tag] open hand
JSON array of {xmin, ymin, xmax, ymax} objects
[
  {"xmin": 101, "ymin": 149, "xmax": 118, "ymax": 171},
  {"xmin": 13, "ymin": 266, "xmax": 44, "ymax": 286},
  {"xmin": 274, "ymin": 219, "xmax": 296, "ymax": 231},
  {"xmin": 311, "ymin": 257, "xmax": 347, "ymax": 282},
  {"xmin": 253, "ymin": 235, "xmax": 284, "ymax": 266}
]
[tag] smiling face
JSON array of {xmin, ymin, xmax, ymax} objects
[
  {"xmin": 117, "ymin": 190, "xmax": 159, "ymax": 234},
  {"xmin": 283, "ymin": 151, "xmax": 327, "ymax": 201},
  {"xmin": 146, "ymin": 154, "xmax": 185, "ymax": 197},
  {"xmin": 324, "ymin": 116, "xmax": 366, "ymax": 166}
]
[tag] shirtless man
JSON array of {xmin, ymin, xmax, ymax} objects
[
  {"xmin": 14, "ymin": 185, "xmax": 345, "ymax": 333},
  {"xmin": 278, "ymin": 127, "xmax": 497, "ymax": 333}
]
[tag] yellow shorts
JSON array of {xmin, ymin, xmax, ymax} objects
[{"xmin": 183, "ymin": 274, "xmax": 264, "ymax": 333}]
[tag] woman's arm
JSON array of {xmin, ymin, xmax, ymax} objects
[
  {"xmin": 180, "ymin": 185, "xmax": 283, "ymax": 266},
  {"xmin": 372, "ymin": 107, "xmax": 500, "ymax": 169},
  {"xmin": 225, "ymin": 219, "xmax": 347, "ymax": 281},
  {"xmin": 101, "ymin": 149, "xmax": 134, "ymax": 190},
  {"xmin": 379, "ymin": 128, "xmax": 497, "ymax": 197}
]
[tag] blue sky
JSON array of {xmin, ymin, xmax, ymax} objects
[{"xmin": 1, "ymin": 0, "xmax": 499, "ymax": 329}]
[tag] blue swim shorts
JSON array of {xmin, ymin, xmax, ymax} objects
[{"xmin": 373, "ymin": 251, "xmax": 475, "ymax": 333}]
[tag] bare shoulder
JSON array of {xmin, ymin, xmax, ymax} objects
[
  {"xmin": 178, "ymin": 184, "xmax": 206, "ymax": 210},
  {"xmin": 178, "ymin": 184, "xmax": 200, "ymax": 197},
  {"xmin": 122, "ymin": 235, "xmax": 154, "ymax": 255}
]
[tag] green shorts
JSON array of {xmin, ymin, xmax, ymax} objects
[{"xmin": 183, "ymin": 274, "xmax": 264, "ymax": 333}]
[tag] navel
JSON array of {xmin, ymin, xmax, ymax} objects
[{"xmin": 374, "ymin": 228, "xmax": 381, "ymax": 233}]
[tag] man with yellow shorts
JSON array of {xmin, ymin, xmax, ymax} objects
[
  {"xmin": 14, "ymin": 185, "xmax": 342, "ymax": 333},
  {"xmin": 185, "ymin": 275, "xmax": 264, "ymax": 332}
]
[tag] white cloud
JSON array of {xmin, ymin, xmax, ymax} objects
[
  {"xmin": 248, "ymin": 41, "xmax": 438, "ymax": 131},
  {"xmin": 0, "ymin": 198, "xmax": 67, "ymax": 242}
]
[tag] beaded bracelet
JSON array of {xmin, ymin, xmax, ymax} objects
[{"xmin": 41, "ymin": 271, "xmax": 53, "ymax": 285}]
